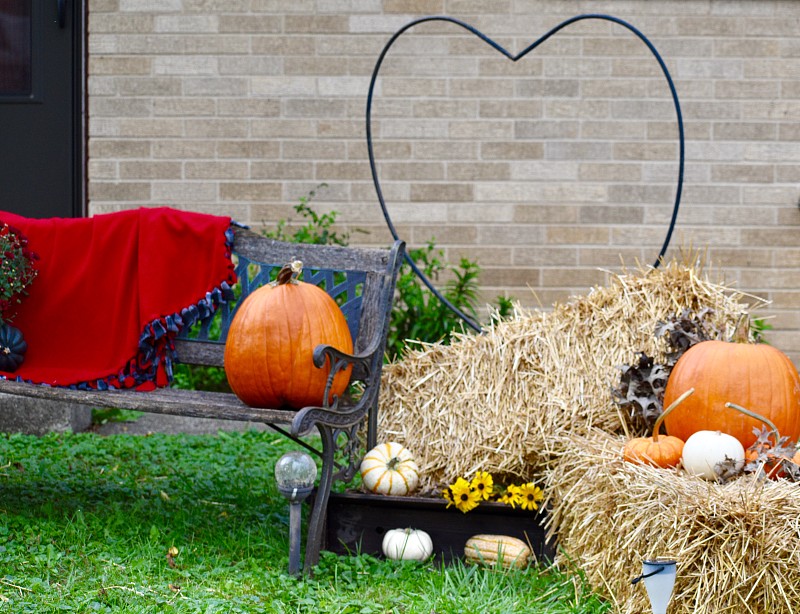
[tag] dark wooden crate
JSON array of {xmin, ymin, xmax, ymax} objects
[{"xmin": 323, "ymin": 491, "xmax": 556, "ymax": 563}]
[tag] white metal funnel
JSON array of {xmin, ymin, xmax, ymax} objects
[{"xmin": 632, "ymin": 558, "xmax": 677, "ymax": 614}]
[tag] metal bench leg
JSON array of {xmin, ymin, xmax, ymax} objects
[
  {"xmin": 303, "ymin": 423, "xmax": 335, "ymax": 573},
  {"xmin": 366, "ymin": 398, "xmax": 378, "ymax": 451}
]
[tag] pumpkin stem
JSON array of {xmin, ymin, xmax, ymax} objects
[
  {"xmin": 652, "ymin": 388, "xmax": 694, "ymax": 443},
  {"xmin": 272, "ymin": 260, "xmax": 303, "ymax": 286},
  {"xmin": 731, "ymin": 314, "xmax": 751, "ymax": 344},
  {"xmin": 724, "ymin": 402, "xmax": 781, "ymax": 446}
]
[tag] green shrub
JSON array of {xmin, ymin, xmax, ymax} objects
[
  {"xmin": 389, "ymin": 246, "xmax": 512, "ymax": 359},
  {"xmin": 750, "ymin": 316, "xmax": 773, "ymax": 344},
  {"xmin": 171, "ymin": 359, "xmax": 229, "ymax": 392},
  {"xmin": 386, "ymin": 241, "xmax": 478, "ymax": 361}
]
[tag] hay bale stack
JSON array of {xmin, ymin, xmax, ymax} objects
[
  {"xmin": 544, "ymin": 430, "xmax": 800, "ymax": 614},
  {"xmin": 379, "ymin": 258, "xmax": 755, "ymax": 491}
]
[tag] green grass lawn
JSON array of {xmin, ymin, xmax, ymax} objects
[{"xmin": 0, "ymin": 430, "xmax": 608, "ymax": 613}]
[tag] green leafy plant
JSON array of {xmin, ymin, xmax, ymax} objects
[
  {"xmin": 386, "ymin": 242, "xmax": 515, "ymax": 361},
  {"xmin": 171, "ymin": 359, "xmax": 230, "ymax": 392},
  {"xmin": 750, "ymin": 316, "xmax": 773, "ymax": 344},
  {"xmin": 264, "ymin": 183, "xmax": 360, "ymax": 247},
  {"xmin": 171, "ymin": 305, "xmax": 231, "ymax": 392},
  {"xmin": 90, "ymin": 407, "xmax": 142, "ymax": 426},
  {"xmin": 387, "ymin": 242, "xmax": 478, "ymax": 360}
]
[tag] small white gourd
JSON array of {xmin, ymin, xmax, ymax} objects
[
  {"xmin": 681, "ymin": 430, "xmax": 745, "ymax": 480},
  {"xmin": 360, "ymin": 442, "xmax": 419, "ymax": 496},
  {"xmin": 382, "ymin": 528, "xmax": 433, "ymax": 561}
]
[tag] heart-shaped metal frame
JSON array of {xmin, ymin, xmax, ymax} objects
[{"xmin": 366, "ymin": 14, "xmax": 685, "ymax": 331}]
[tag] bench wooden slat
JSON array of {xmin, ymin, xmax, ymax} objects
[
  {"xmin": 0, "ymin": 378, "xmax": 297, "ymax": 423},
  {"xmin": 233, "ymin": 229, "xmax": 393, "ymax": 272}
]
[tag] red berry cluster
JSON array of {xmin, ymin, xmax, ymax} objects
[{"xmin": 0, "ymin": 223, "xmax": 38, "ymax": 324}]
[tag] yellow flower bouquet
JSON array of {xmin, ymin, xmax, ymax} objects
[{"xmin": 443, "ymin": 471, "xmax": 544, "ymax": 514}]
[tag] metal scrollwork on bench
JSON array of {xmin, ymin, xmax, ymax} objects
[{"xmin": 367, "ymin": 14, "xmax": 685, "ymax": 332}]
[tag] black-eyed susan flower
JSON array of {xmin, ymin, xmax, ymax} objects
[
  {"xmin": 518, "ymin": 483, "xmax": 544, "ymax": 511},
  {"xmin": 498, "ymin": 483, "xmax": 522, "ymax": 508},
  {"xmin": 444, "ymin": 472, "xmax": 543, "ymax": 513},
  {"xmin": 470, "ymin": 471, "xmax": 494, "ymax": 500},
  {"xmin": 442, "ymin": 485, "xmax": 455, "ymax": 508},
  {"xmin": 448, "ymin": 476, "xmax": 481, "ymax": 513}
]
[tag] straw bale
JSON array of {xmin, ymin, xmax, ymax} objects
[
  {"xmin": 379, "ymin": 257, "xmax": 758, "ymax": 490},
  {"xmin": 544, "ymin": 430, "xmax": 800, "ymax": 614}
]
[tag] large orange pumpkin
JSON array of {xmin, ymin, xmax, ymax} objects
[
  {"xmin": 223, "ymin": 261, "xmax": 353, "ymax": 409},
  {"xmin": 663, "ymin": 340, "xmax": 800, "ymax": 448}
]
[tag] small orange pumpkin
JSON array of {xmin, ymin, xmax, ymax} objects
[
  {"xmin": 623, "ymin": 388, "xmax": 694, "ymax": 468},
  {"xmin": 663, "ymin": 340, "xmax": 800, "ymax": 449},
  {"xmin": 224, "ymin": 260, "xmax": 353, "ymax": 409}
]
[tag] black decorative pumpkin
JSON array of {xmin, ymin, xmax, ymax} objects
[{"xmin": 0, "ymin": 323, "xmax": 27, "ymax": 372}]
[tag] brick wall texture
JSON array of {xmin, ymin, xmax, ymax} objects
[{"xmin": 87, "ymin": 1, "xmax": 800, "ymax": 360}]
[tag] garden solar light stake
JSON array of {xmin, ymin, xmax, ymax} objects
[{"xmin": 275, "ymin": 451, "xmax": 318, "ymax": 576}]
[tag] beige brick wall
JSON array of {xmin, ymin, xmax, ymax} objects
[{"xmin": 87, "ymin": 1, "xmax": 800, "ymax": 359}]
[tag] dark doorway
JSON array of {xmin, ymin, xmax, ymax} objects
[{"xmin": 0, "ymin": 1, "xmax": 84, "ymax": 218}]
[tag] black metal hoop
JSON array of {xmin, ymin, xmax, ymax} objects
[{"xmin": 366, "ymin": 14, "xmax": 685, "ymax": 332}]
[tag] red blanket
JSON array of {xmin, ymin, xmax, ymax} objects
[{"xmin": 0, "ymin": 208, "xmax": 236, "ymax": 389}]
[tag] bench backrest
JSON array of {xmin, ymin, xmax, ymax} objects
[{"xmin": 174, "ymin": 227, "xmax": 405, "ymax": 382}]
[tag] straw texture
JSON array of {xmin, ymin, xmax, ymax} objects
[
  {"xmin": 545, "ymin": 430, "xmax": 800, "ymax": 614},
  {"xmin": 378, "ymin": 257, "xmax": 753, "ymax": 490},
  {"xmin": 376, "ymin": 257, "xmax": 799, "ymax": 613}
]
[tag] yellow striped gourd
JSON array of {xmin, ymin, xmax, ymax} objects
[{"xmin": 464, "ymin": 534, "xmax": 531, "ymax": 569}]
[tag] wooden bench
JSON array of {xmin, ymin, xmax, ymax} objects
[{"xmin": 0, "ymin": 225, "xmax": 405, "ymax": 573}]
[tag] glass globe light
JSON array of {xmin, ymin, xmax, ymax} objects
[{"xmin": 275, "ymin": 451, "xmax": 317, "ymax": 502}]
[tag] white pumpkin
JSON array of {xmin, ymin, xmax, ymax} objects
[
  {"xmin": 681, "ymin": 430, "xmax": 745, "ymax": 480},
  {"xmin": 382, "ymin": 528, "xmax": 433, "ymax": 561},
  {"xmin": 360, "ymin": 442, "xmax": 419, "ymax": 495}
]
